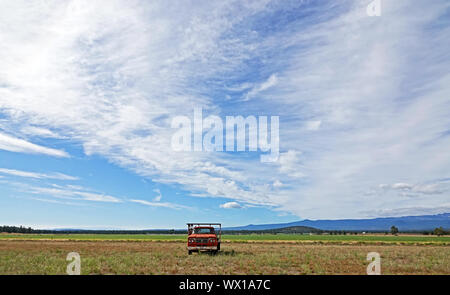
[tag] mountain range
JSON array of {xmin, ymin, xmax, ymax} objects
[{"xmin": 223, "ymin": 213, "xmax": 450, "ymax": 231}]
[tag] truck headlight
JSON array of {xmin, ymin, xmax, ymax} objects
[{"xmin": 208, "ymin": 238, "xmax": 216, "ymax": 243}]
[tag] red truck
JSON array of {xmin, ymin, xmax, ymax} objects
[{"xmin": 187, "ymin": 223, "xmax": 221, "ymax": 255}]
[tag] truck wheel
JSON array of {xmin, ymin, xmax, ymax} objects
[
  {"xmin": 217, "ymin": 242, "xmax": 220, "ymax": 251},
  {"xmin": 188, "ymin": 250, "xmax": 192, "ymax": 255}
]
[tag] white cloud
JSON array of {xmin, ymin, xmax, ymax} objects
[
  {"xmin": 30, "ymin": 197, "xmax": 87, "ymax": 206},
  {"xmin": 28, "ymin": 186, "xmax": 121, "ymax": 203},
  {"xmin": 0, "ymin": 168, "xmax": 77, "ymax": 180},
  {"xmin": 74, "ymin": 191, "xmax": 121, "ymax": 203},
  {"xmin": 363, "ymin": 204, "xmax": 450, "ymax": 217},
  {"xmin": 0, "ymin": 0, "xmax": 271, "ymax": 209},
  {"xmin": 0, "ymin": 0, "xmax": 448, "ymax": 220},
  {"xmin": 244, "ymin": 73, "xmax": 278, "ymax": 100},
  {"xmin": 380, "ymin": 181, "xmax": 448, "ymax": 195},
  {"xmin": 0, "ymin": 132, "xmax": 68, "ymax": 157},
  {"xmin": 130, "ymin": 199, "xmax": 187, "ymax": 210},
  {"xmin": 220, "ymin": 201, "xmax": 242, "ymax": 209},
  {"xmin": 305, "ymin": 120, "xmax": 321, "ymax": 131},
  {"xmin": 20, "ymin": 126, "xmax": 61, "ymax": 138},
  {"xmin": 277, "ymin": 150, "xmax": 305, "ymax": 178},
  {"xmin": 273, "ymin": 180, "xmax": 283, "ymax": 188},
  {"xmin": 412, "ymin": 184, "xmax": 444, "ymax": 195},
  {"xmin": 392, "ymin": 183, "xmax": 413, "ymax": 190},
  {"xmin": 153, "ymin": 189, "xmax": 162, "ymax": 202},
  {"xmin": 263, "ymin": 0, "xmax": 450, "ymax": 218}
]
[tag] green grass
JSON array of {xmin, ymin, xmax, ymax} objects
[
  {"xmin": 1, "ymin": 240, "xmax": 449, "ymax": 274},
  {"xmin": 0, "ymin": 233, "xmax": 185, "ymax": 241},
  {"xmin": 223, "ymin": 234, "xmax": 450, "ymax": 243},
  {"xmin": 1, "ymin": 233, "xmax": 449, "ymax": 244}
]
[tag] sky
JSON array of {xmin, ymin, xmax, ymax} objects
[{"xmin": 0, "ymin": 0, "xmax": 449, "ymax": 229}]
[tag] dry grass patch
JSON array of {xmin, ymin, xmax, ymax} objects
[{"xmin": 0, "ymin": 240, "xmax": 448, "ymax": 275}]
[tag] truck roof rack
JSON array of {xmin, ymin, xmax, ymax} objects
[
  {"xmin": 187, "ymin": 223, "xmax": 221, "ymax": 226},
  {"xmin": 187, "ymin": 223, "xmax": 222, "ymax": 238}
]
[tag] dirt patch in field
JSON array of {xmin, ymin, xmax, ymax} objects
[{"xmin": 0, "ymin": 240, "xmax": 448, "ymax": 275}]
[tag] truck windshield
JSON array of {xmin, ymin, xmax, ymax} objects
[{"xmin": 194, "ymin": 228, "xmax": 214, "ymax": 234}]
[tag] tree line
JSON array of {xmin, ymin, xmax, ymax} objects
[
  {"xmin": 389, "ymin": 225, "xmax": 449, "ymax": 236},
  {"xmin": 1, "ymin": 225, "xmax": 448, "ymax": 235},
  {"xmin": 0, "ymin": 226, "xmax": 186, "ymax": 234}
]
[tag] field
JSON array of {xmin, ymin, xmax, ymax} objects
[
  {"xmin": 0, "ymin": 234, "xmax": 449, "ymax": 274},
  {"xmin": 1, "ymin": 233, "xmax": 449, "ymax": 244}
]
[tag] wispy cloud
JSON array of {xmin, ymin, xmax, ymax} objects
[
  {"xmin": 0, "ymin": 132, "xmax": 68, "ymax": 157},
  {"xmin": 0, "ymin": 0, "xmax": 448, "ymax": 220},
  {"xmin": 243, "ymin": 73, "xmax": 278, "ymax": 101},
  {"xmin": 363, "ymin": 204, "xmax": 450, "ymax": 218},
  {"xmin": 20, "ymin": 126, "xmax": 62, "ymax": 138},
  {"xmin": 29, "ymin": 197, "xmax": 87, "ymax": 207},
  {"xmin": 272, "ymin": 180, "xmax": 283, "ymax": 188},
  {"xmin": 380, "ymin": 180, "xmax": 449, "ymax": 195},
  {"xmin": 153, "ymin": 189, "xmax": 162, "ymax": 202},
  {"xmin": 304, "ymin": 120, "xmax": 321, "ymax": 131},
  {"xmin": 220, "ymin": 201, "xmax": 242, "ymax": 209},
  {"xmin": 130, "ymin": 199, "xmax": 188, "ymax": 210},
  {"xmin": 0, "ymin": 168, "xmax": 78, "ymax": 180},
  {"xmin": 28, "ymin": 186, "xmax": 122, "ymax": 203}
]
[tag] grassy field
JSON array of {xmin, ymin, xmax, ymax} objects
[
  {"xmin": 0, "ymin": 239, "xmax": 449, "ymax": 274},
  {"xmin": 0, "ymin": 233, "xmax": 449, "ymax": 244}
]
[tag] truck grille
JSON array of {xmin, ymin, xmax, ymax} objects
[{"xmin": 195, "ymin": 238, "xmax": 209, "ymax": 244}]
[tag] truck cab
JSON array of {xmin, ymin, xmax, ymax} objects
[{"xmin": 187, "ymin": 223, "xmax": 221, "ymax": 255}]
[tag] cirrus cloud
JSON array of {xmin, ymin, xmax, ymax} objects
[{"xmin": 220, "ymin": 201, "xmax": 242, "ymax": 209}]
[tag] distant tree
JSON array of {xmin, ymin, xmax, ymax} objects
[
  {"xmin": 433, "ymin": 227, "xmax": 445, "ymax": 236},
  {"xmin": 390, "ymin": 226, "xmax": 399, "ymax": 235}
]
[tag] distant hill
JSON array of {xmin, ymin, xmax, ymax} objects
[
  {"xmin": 224, "ymin": 213, "xmax": 450, "ymax": 232},
  {"xmin": 10, "ymin": 213, "xmax": 447, "ymax": 234},
  {"xmin": 224, "ymin": 225, "xmax": 320, "ymax": 234},
  {"xmin": 267, "ymin": 226, "xmax": 320, "ymax": 234}
]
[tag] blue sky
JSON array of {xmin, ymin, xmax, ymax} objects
[{"xmin": 0, "ymin": 0, "xmax": 449, "ymax": 229}]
